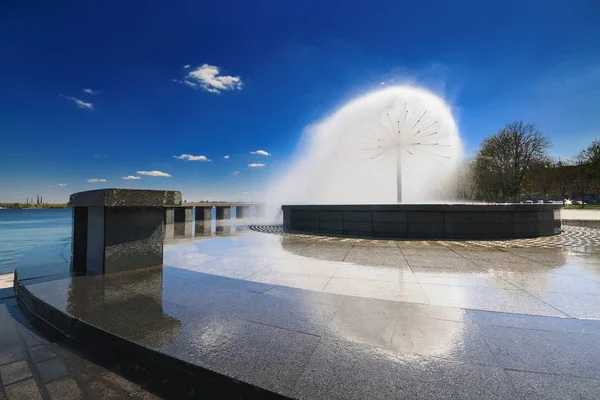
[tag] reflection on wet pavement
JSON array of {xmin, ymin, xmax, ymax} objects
[{"xmin": 18, "ymin": 226, "xmax": 600, "ymax": 398}]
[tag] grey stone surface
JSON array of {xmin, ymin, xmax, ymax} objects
[
  {"xmin": 163, "ymin": 208, "xmax": 174, "ymax": 240},
  {"xmin": 0, "ymin": 304, "xmax": 156, "ymax": 399},
  {"xmin": 283, "ymin": 204, "xmax": 562, "ymax": 239},
  {"xmin": 479, "ymin": 324, "xmax": 600, "ymax": 378},
  {"xmin": 13, "ymin": 225, "xmax": 600, "ymax": 399},
  {"xmin": 173, "ymin": 207, "xmax": 192, "ymax": 238},
  {"xmin": 28, "ymin": 346, "xmax": 55, "ymax": 364},
  {"xmin": 506, "ymin": 370, "xmax": 600, "ymax": 399},
  {"xmin": 215, "ymin": 206, "xmax": 231, "ymax": 220},
  {"xmin": 69, "ymin": 189, "xmax": 182, "ymax": 207},
  {"xmin": 292, "ymin": 337, "xmax": 517, "ymax": 400},
  {"xmin": 36, "ymin": 358, "xmax": 68, "ymax": 383},
  {"xmin": 194, "ymin": 206, "xmax": 212, "ymax": 221},
  {"xmin": 0, "ymin": 360, "xmax": 32, "ymax": 385},
  {"xmin": 0, "ymin": 346, "xmax": 23, "ymax": 366},
  {"xmin": 45, "ymin": 377, "xmax": 84, "ymax": 400},
  {"xmin": 4, "ymin": 378, "xmax": 41, "ymax": 400}
]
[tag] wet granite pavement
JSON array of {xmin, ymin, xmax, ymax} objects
[
  {"xmin": 11, "ymin": 226, "xmax": 600, "ymax": 399},
  {"xmin": 0, "ymin": 298, "xmax": 163, "ymax": 400}
]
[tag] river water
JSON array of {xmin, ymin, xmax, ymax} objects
[{"xmin": 0, "ymin": 208, "xmax": 71, "ymax": 274}]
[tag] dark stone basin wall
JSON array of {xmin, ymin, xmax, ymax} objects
[{"xmin": 282, "ymin": 204, "xmax": 562, "ymax": 239}]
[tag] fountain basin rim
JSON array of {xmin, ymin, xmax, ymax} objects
[
  {"xmin": 282, "ymin": 204, "xmax": 562, "ymax": 239},
  {"xmin": 282, "ymin": 204, "xmax": 562, "ymax": 212}
]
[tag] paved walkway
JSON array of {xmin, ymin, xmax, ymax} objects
[
  {"xmin": 0, "ymin": 299, "xmax": 162, "ymax": 399},
  {"xmin": 18, "ymin": 228, "xmax": 600, "ymax": 399}
]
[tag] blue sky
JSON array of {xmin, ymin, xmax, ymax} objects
[{"xmin": 1, "ymin": 0, "xmax": 599, "ymax": 202}]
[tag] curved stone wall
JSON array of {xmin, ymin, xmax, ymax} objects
[{"xmin": 282, "ymin": 204, "xmax": 562, "ymax": 240}]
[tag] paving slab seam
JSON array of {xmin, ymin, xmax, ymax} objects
[
  {"xmin": 15, "ymin": 277, "xmax": 288, "ymax": 399},
  {"xmin": 513, "ymin": 290, "xmax": 575, "ymax": 319},
  {"xmin": 464, "ymin": 311, "xmax": 521, "ymax": 395},
  {"xmin": 502, "ymin": 367, "xmax": 600, "ymax": 381},
  {"xmin": 239, "ymin": 317, "xmax": 323, "ymax": 339},
  {"xmin": 320, "ymin": 242, "xmax": 357, "ymax": 292},
  {"xmin": 290, "ymin": 335, "xmax": 324, "ymax": 394},
  {"xmin": 444, "ymin": 245, "xmax": 574, "ymax": 318}
]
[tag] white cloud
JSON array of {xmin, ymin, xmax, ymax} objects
[
  {"xmin": 224, "ymin": 155, "xmax": 230, "ymax": 159},
  {"xmin": 248, "ymin": 163, "xmax": 265, "ymax": 168},
  {"xmin": 232, "ymin": 170, "xmax": 240, "ymax": 175},
  {"xmin": 87, "ymin": 178, "xmax": 107, "ymax": 183},
  {"xmin": 83, "ymin": 88, "xmax": 100, "ymax": 95},
  {"xmin": 183, "ymin": 64, "xmax": 190, "ymax": 69},
  {"xmin": 380, "ymin": 82, "xmax": 385, "ymax": 85},
  {"xmin": 173, "ymin": 154, "xmax": 211, "ymax": 162},
  {"xmin": 61, "ymin": 95, "xmax": 94, "ymax": 110},
  {"xmin": 137, "ymin": 170, "xmax": 172, "ymax": 177},
  {"xmin": 241, "ymin": 191, "xmax": 250, "ymax": 195},
  {"xmin": 250, "ymin": 150, "xmax": 271, "ymax": 156},
  {"xmin": 181, "ymin": 64, "xmax": 243, "ymax": 94},
  {"xmin": 122, "ymin": 176, "xmax": 141, "ymax": 180},
  {"xmin": 57, "ymin": 183, "xmax": 68, "ymax": 187}
]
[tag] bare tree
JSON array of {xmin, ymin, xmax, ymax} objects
[{"xmin": 473, "ymin": 121, "xmax": 550, "ymax": 202}]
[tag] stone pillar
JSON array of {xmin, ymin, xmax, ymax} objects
[
  {"xmin": 215, "ymin": 206, "xmax": 231, "ymax": 220},
  {"xmin": 174, "ymin": 206, "xmax": 193, "ymax": 238},
  {"xmin": 237, "ymin": 206, "xmax": 249, "ymax": 219},
  {"xmin": 163, "ymin": 207, "xmax": 174, "ymax": 241},
  {"xmin": 69, "ymin": 189, "xmax": 181, "ymax": 275},
  {"xmin": 194, "ymin": 220, "xmax": 212, "ymax": 236},
  {"xmin": 195, "ymin": 206, "xmax": 212, "ymax": 221}
]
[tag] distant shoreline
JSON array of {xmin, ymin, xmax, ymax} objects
[{"xmin": 0, "ymin": 203, "xmax": 69, "ymax": 209}]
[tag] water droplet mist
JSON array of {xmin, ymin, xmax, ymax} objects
[{"xmin": 266, "ymin": 86, "xmax": 463, "ymax": 214}]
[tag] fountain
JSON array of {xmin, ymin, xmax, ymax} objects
[{"xmin": 273, "ymin": 85, "xmax": 561, "ymax": 239}]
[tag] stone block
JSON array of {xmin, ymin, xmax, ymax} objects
[
  {"xmin": 319, "ymin": 220, "xmax": 343, "ymax": 233},
  {"xmin": 163, "ymin": 208, "xmax": 174, "ymax": 241},
  {"xmin": 514, "ymin": 212, "xmax": 539, "ymax": 223},
  {"xmin": 538, "ymin": 221, "xmax": 559, "ymax": 236},
  {"xmin": 70, "ymin": 189, "xmax": 181, "ymax": 275},
  {"xmin": 480, "ymin": 212, "xmax": 514, "ymax": 223},
  {"xmin": 237, "ymin": 206, "xmax": 249, "ymax": 219},
  {"xmin": 36, "ymin": 358, "xmax": 68, "ymax": 383},
  {"xmin": 513, "ymin": 222, "xmax": 539, "ymax": 234},
  {"xmin": 343, "ymin": 221, "xmax": 373, "ymax": 235},
  {"xmin": 71, "ymin": 207, "xmax": 88, "ymax": 274},
  {"xmin": 0, "ymin": 360, "xmax": 32, "ymax": 385},
  {"xmin": 372, "ymin": 222, "xmax": 407, "ymax": 237},
  {"xmin": 319, "ymin": 211, "xmax": 342, "ymax": 221},
  {"xmin": 104, "ymin": 207, "xmax": 164, "ymax": 274},
  {"xmin": 195, "ymin": 206, "xmax": 212, "ymax": 221},
  {"xmin": 480, "ymin": 223, "xmax": 514, "ymax": 234},
  {"xmin": 372, "ymin": 211, "xmax": 407, "ymax": 223},
  {"xmin": 215, "ymin": 206, "xmax": 231, "ymax": 220},
  {"xmin": 407, "ymin": 222, "xmax": 445, "ymax": 238},
  {"xmin": 4, "ymin": 378, "xmax": 41, "ymax": 400},
  {"xmin": 444, "ymin": 222, "xmax": 481, "ymax": 235},
  {"xmin": 295, "ymin": 220, "xmax": 319, "ymax": 232},
  {"xmin": 407, "ymin": 212, "xmax": 444, "ymax": 223},
  {"xmin": 445, "ymin": 212, "xmax": 481, "ymax": 223},
  {"xmin": 174, "ymin": 207, "xmax": 192, "ymax": 223},
  {"xmin": 343, "ymin": 211, "xmax": 372, "ymax": 222},
  {"xmin": 302, "ymin": 211, "xmax": 319, "ymax": 220},
  {"xmin": 69, "ymin": 188, "xmax": 181, "ymax": 207},
  {"xmin": 538, "ymin": 210, "xmax": 560, "ymax": 223}
]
